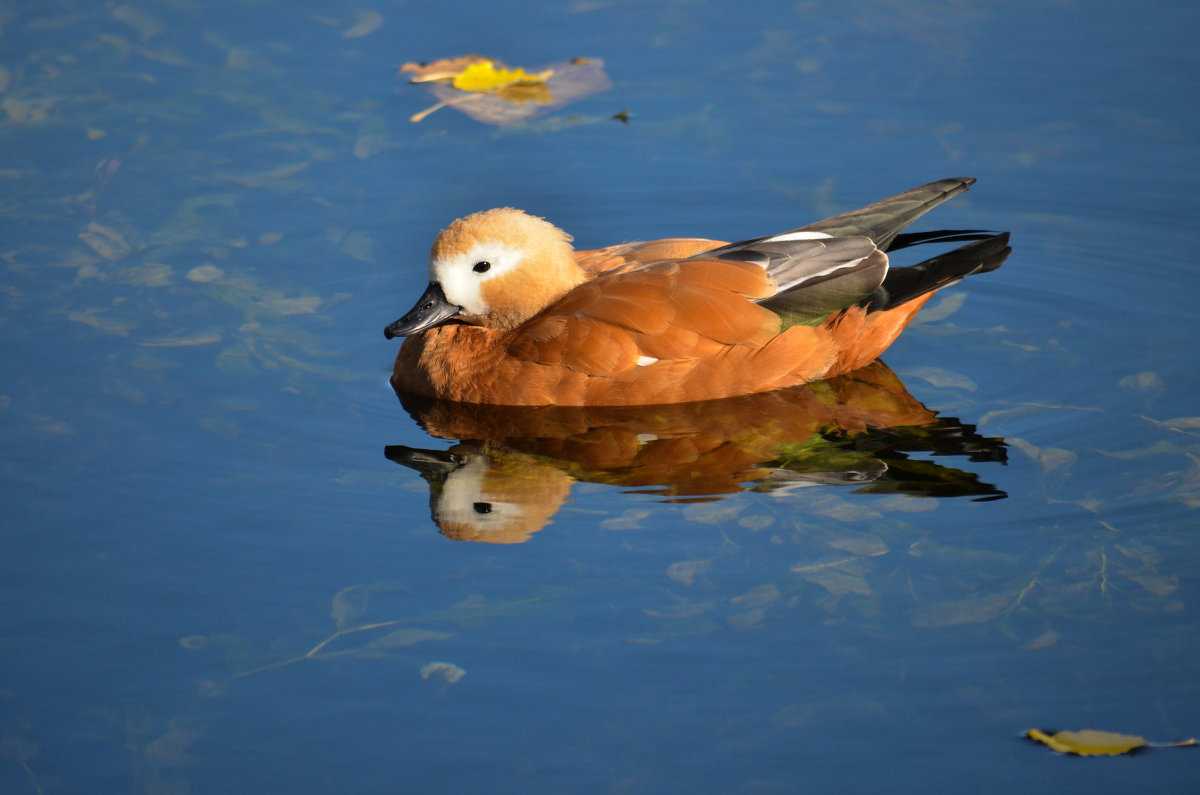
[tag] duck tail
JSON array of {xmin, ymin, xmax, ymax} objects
[
  {"xmin": 868, "ymin": 231, "xmax": 1010, "ymax": 313},
  {"xmin": 797, "ymin": 177, "xmax": 977, "ymax": 250}
]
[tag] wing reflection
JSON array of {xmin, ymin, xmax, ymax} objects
[{"xmin": 387, "ymin": 362, "xmax": 1006, "ymax": 543}]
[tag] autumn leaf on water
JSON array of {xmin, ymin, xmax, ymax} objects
[
  {"xmin": 400, "ymin": 55, "xmax": 611, "ymax": 126},
  {"xmin": 1024, "ymin": 728, "xmax": 1197, "ymax": 756},
  {"xmin": 400, "ymin": 54, "xmax": 490, "ymax": 83},
  {"xmin": 451, "ymin": 60, "xmax": 553, "ymax": 93}
]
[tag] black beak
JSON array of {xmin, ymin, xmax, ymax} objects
[
  {"xmin": 384, "ymin": 444, "xmax": 465, "ymax": 480},
  {"xmin": 384, "ymin": 282, "xmax": 462, "ymax": 339}
]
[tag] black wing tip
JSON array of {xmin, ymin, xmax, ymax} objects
[{"xmin": 868, "ymin": 231, "xmax": 1010, "ymax": 312}]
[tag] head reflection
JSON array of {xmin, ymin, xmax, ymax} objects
[{"xmin": 387, "ymin": 363, "xmax": 1006, "ymax": 543}]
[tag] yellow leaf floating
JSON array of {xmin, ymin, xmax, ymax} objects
[
  {"xmin": 451, "ymin": 60, "xmax": 553, "ymax": 93},
  {"xmin": 1025, "ymin": 728, "xmax": 1197, "ymax": 756},
  {"xmin": 399, "ymin": 54, "xmax": 490, "ymax": 83},
  {"xmin": 400, "ymin": 54, "xmax": 610, "ymax": 126}
]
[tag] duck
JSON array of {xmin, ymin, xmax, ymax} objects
[{"xmin": 384, "ymin": 177, "xmax": 1009, "ymax": 406}]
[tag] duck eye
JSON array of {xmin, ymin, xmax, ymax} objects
[
  {"xmin": 472, "ymin": 502, "xmax": 492, "ymax": 514},
  {"xmin": 472, "ymin": 260, "xmax": 491, "ymax": 273}
]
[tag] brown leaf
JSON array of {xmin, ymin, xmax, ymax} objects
[{"xmin": 1025, "ymin": 728, "xmax": 1196, "ymax": 756}]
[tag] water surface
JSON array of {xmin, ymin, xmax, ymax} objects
[{"xmin": 2, "ymin": 1, "xmax": 1199, "ymax": 792}]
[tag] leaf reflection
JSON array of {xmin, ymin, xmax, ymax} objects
[{"xmin": 386, "ymin": 362, "xmax": 1008, "ymax": 543}]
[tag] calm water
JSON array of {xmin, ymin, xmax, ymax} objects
[{"xmin": 3, "ymin": 1, "xmax": 1199, "ymax": 792}]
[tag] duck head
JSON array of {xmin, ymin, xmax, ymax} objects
[{"xmin": 384, "ymin": 208, "xmax": 587, "ymax": 338}]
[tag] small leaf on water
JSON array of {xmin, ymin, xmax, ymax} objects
[
  {"xmin": 139, "ymin": 332, "xmax": 222, "ymax": 348},
  {"xmin": 69, "ymin": 309, "xmax": 135, "ymax": 336},
  {"xmin": 330, "ymin": 585, "xmax": 367, "ymax": 629},
  {"xmin": 731, "ymin": 583, "xmax": 781, "ymax": 608},
  {"xmin": 420, "ymin": 661, "xmax": 465, "ymax": 683},
  {"xmin": 404, "ymin": 55, "xmax": 610, "ymax": 126},
  {"xmin": 342, "ymin": 9, "xmax": 383, "ymax": 39},
  {"xmin": 802, "ymin": 566, "xmax": 872, "ymax": 598},
  {"xmin": 666, "ymin": 559, "xmax": 711, "ymax": 586},
  {"xmin": 1024, "ymin": 728, "xmax": 1197, "ymax": 756},
  {"xmin": 1037, "ymin": 447, "xmax": 1077, "ymax": 473},
  {"xmin": 78, "ymin": 222, "xmax": 131, "ymax": 261},
  {"xmin": 1118, "ymin": 371, "xmax": 1164, "ymax": 393},
  {"xmin": 187, "ymin": 264, "xmax": 224, "ymax": 283}
]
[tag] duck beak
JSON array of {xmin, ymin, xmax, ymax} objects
[
  {"xmin": 384, "ymin": 444, "xmax": 465, "ymax": 478},
  {"xmin": 384, "ymin": 282, "xmax": 461, "ymax": 339}
]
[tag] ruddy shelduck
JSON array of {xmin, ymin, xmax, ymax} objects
[{"xmin": 385, "ymin": 178, "xmax": 1009, "ymax": 406}]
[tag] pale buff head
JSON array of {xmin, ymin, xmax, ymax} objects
[{"xmin": 429, "ymin": 208, "xmax": 586, "ymax": 330}]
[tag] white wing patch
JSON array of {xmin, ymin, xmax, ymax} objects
[
  {"xmin": 802, "ymin": 255, "xmax": 872, "ymax": 280},
  {"xmin": 761, "ymin": 230, "xmax": 833, "ymax": 243}
]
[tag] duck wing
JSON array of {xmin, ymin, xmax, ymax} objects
[
  {"xmin": 696, "ymin": 177, "xmax": 987, "ymax": 326},
  {"xmin": 509, "ymin": 257, "xmax": 781, "ymax": 374},
  {"xmin": 794, "ymin": 177, "xmax": 976, "ymax": 249}
]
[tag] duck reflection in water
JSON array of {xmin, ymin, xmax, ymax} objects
[{"xmin": 387, "ymin": 362, "xmax": 1006, "ymax": 544}]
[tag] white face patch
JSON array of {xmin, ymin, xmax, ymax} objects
[
  {"xmin": 430, "ymin": 242, "xmax": 523, "ymax": 317},
  {"xmin": 433, "ymin": 456, "xmax": 523, "ymax": 537}
]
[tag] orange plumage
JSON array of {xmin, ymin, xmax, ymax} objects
[{"xmin": 385, "ymin": 178, "xmax": 1009, "ymax": 406}]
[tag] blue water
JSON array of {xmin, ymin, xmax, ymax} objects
[{"xmin": 3, "ymin": 1, "xmax": 1199, "ymax": 792}]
